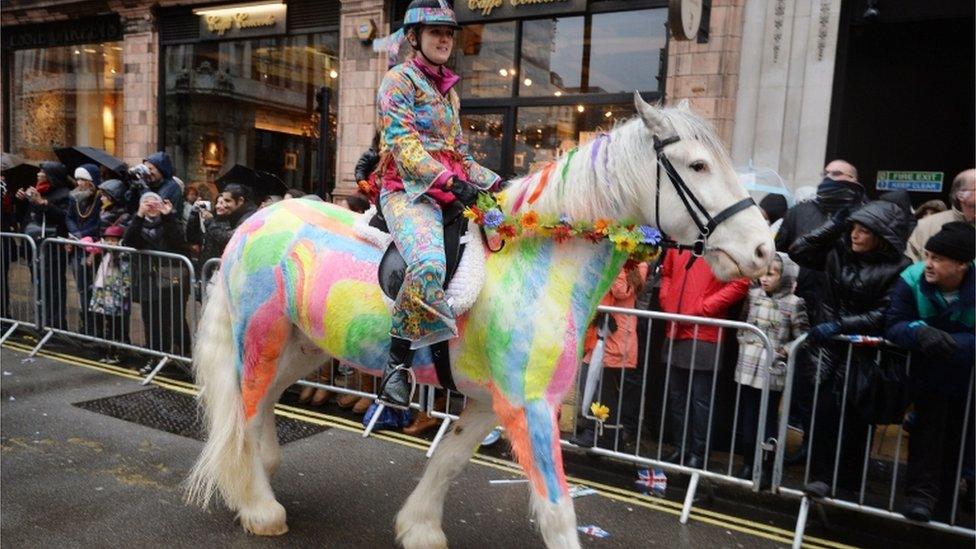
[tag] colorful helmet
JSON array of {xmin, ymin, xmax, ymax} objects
[{"xmin": 403, "ymin": 0, "xmax": 460, "ymax": 30}]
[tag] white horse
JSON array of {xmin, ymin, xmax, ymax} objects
[{"xmin": 185, "ymin": 93, "xmax": 773, "ymax": 548}]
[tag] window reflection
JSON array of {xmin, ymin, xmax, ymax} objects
[
  {"xmin": 461, "ymin": 113, "xmax": 505, "ymax": 173},
  {"xmin": 163, "ymin": 33, "xmax": 339, "ymax": 191},
  {"xmin": 519, "ymin": 17, "xmax": 584, "ymax": 97},
  {"xmin": 451, "ymin": 22, "xmax": 516, "ymax": 98},
  {"xmin": 10, "ymin": 43, "xmax": 124, "ymax": 161},
  {"xmin": 514, "ymin": 104, "xmax": 635, "ymax": 175},
  {"xmin": 590, "ymin": 9, "xmax": 667, "ymax": 94}
]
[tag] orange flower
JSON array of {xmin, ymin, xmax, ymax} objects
[
  {"xmin": 593, "ymin": 219, "xmax": 611, "ymax": 235},
  {"xmin": 521, "ymin": 211, "xmax": 539, "ymax": 230}
]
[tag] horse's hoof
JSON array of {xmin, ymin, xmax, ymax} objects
[
  {"xmin": 240, "ymin": 501, "xmax": 289, "ymax": 536},
  {"xmin": 396, "ymin": 521, "xmax": 447, "ymax": 549}
]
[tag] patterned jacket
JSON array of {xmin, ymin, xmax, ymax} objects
[
  {"xmin": 735, "ymin": 254, "xmax": 809, "ymax": 391},
  {"xmin": 377, "ymin": 59, "xmax": 498, "ymax": 202}
]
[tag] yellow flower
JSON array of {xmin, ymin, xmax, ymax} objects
[{"xmin": 590, "ymin": 402, "xmax": 611, "ymax": 422}]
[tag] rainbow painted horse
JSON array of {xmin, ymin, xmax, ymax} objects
[{"xmin": 185, "ymin": 94, "xmax": 773, "ymax": 548}]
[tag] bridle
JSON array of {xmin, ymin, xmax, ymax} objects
[{"xmin": 653, "ymin": 134, "xmax": 757, "ymax": 258}]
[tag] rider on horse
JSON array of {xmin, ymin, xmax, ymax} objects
[{"xmin": 374, "ymin": 0, "xmax": 502, "ymax": 407}]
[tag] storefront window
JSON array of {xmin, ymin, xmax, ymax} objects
[
  {"xmin": 589, "ymin": 9, "xmax": 667, "ymax": 94},
  {"xmin": 8, "ymin": 42, "xmax": 124, "ymax": 161},
  {"xmin": 162, "ymin": 32, "xmax": 339, "ymax": 192},
  {"xmin": 519, "ymin": 17, "xmax": 584, "ymax": 97},
  {"xmin": 451, "ymin": 22, "xmax": 517, "ymax": 98},
  {"xmin": 460, "ymin": 113, "xmax": 505, "ymax": 173},
  {"xmin": 514, "ymin": 104, "xmax": 636, "ymax": 172}
]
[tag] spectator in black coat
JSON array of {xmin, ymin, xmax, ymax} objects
[
  {"xmin": 123, "ymin": 192, "xmax": 191, "ymax": 365},
  {"xmin": 197, "ymin": 184, "xmax": 256, "ymax": 266},
  {"xmin": 789, "ymin": 199, "xmax": 912, "ymax": 498},
  {"xmin": 98, "ymin": 179, "xmax": 131, "ymax": 232},
  {"xmin": 776, "ymin": 159, "xmax": 865, "ymax": 463},
  {"xmin": 17, "ymin": 161, "xmax": 72, "ymax": 328}
]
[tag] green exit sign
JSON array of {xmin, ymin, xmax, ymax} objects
[{"xmin": 876, "ymin": 171, "xmax": 944, "ymax": 192}]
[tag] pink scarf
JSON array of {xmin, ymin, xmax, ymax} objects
[{"xmin": 412, "ymin": 57, "xmax": 459, "ymax": 96}]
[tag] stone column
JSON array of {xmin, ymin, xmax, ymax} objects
[
  {"xmin": 119, "ymin": 11, "xmax": 158, "ymax": 166},
  {"xmin": 730, "ymin": 0, "xmax": 843, "ymax": 190},
  {"xmin": 665, "ymin": 0, "xmax": 745, "ymax": 148},
  {"xmin": 334, "ymin": 0, "xmax": 387, "ymax": 200}
]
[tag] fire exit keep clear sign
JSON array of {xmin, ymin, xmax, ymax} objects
[{"xmin": 876, "ymin": 170, "xmax": 944, "ymax": 192}]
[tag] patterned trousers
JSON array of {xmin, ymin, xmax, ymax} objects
[{"xmin": 380, "ymin": 189, "xmax": 456, "ymax": 347}]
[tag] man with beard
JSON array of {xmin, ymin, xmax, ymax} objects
[
  {"xmin": 68, "ymin": 164, "xmax": 104, "ymax": 334},
  {"xmin": 775, "ymin": 159, "xmax": 866, "ymax": 464}
]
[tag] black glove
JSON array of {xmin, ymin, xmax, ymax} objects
[
  {"xmin": 450, "ymin": 178, "xmax": 480, "ymax": 206},
  {"xmin": 830, "ymin": 206, "xmax": 852, "ymax": 225},
  {"xmin": 915, "ymin": 325, "xmax": 958, "ymax": 360}
]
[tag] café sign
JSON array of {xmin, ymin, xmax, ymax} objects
[
  {"xmin": 197, "ymin": 2, "xmax": 287, "ymax": 40},
  {"xmin": 456, "ymin": 0, "xmax": 586, "ymax": 23}
]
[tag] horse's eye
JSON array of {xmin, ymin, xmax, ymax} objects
[{"xmin": 690, "ymin": 161, "xmax": 708, "ymax": 173}]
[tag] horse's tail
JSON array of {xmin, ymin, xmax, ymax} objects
[{"xmin": 184, "ymin": 273, "xmax": 252, "ymax": 510}]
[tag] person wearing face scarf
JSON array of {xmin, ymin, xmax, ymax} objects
[
  {"xmin": 67, "ymin": 164, "xmax": 104, "ymax": 334},
  {"xmin": 123, "ymin": 192, "xmax": 191, "ymax": 367},
  {"xmin": 369, "ymin": 0, "xmax": 502, "ymax": 408},
  {"xmin": 774, "ymin": 159, "xmax": 865, "ymax": 464},
  {"xmin": 789, "ymin": 199, "xmax": 912, "ymax": 499},
  {"xmin": 16, "ymin": 161, "xmax": 72, "ymax": 329}
]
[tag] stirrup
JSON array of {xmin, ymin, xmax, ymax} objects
[{"xmin": 375, "ymin": 364, "xmax": 417, "ymax": 411}]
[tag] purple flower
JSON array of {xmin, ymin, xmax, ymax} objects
[
  {"xmin": 639, "ymin": 225, "xmax": 662, "ymax": 245},
  {"xmin": 484, "ymin": 209, "xmax": 505, "ymax": 229}
]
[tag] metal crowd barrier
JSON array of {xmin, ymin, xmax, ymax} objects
[
  {"xmin": 0, "ymin": 232, "xmax": 39, "ymax": 343},
  {"xmin": 569, "ymin": 304, "xmax": 777, "ymax": 524},
  {"xmin": 774, "ymin": 333, "xmax": 975, "ymax": 546},
  {"xmin": 26, "ymin": 237, "xmax": 196, "ymax": 385}
]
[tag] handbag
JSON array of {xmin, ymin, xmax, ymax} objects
[{"xmin": 851, "ymin": 349, "xmax": 910, "ymax": 425}]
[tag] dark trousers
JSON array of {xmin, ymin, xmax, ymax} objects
[
  {"xmin": 139, "ymin": 290, "xmax": 190, "ymax": 356},
  {"xmin": 808, "ymin": 383, "xmax": 871, "ymax": 489},
  {"xmin": 737, "ymin": 385, "xmax": 781, "ymax": 464},
  {"xmin": 93, "ymin": 312, "xmax": 130, "ymax": 345},
  {"xmin": 39, "ymin": 245, "xmax": 68, "ymax": 329},
  {"xmin": 576, "ymin": 363, "xmax": 643, "ymax": 436},
  {"xmin": 667, "ymin": 368, "xmax": 715, "ymax": 459},
  {"xmin": 906, "ymin": 389, "xmax": 971, "ymax": 511},
  {"xmin": 788, "ymin": 347, "xmax": 817, "ymax": 437},
  {"xmin": 72, "ymin": 253, "xmax": 98, "ymax": 335}
]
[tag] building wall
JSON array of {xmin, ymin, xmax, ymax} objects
[
  {"xmin": 335, "ymin": 0, "xmax": 387, "ymax": 200},
  {"xmin": 665, "ymin": 0, "xmax": 745, "ymax": 148}
]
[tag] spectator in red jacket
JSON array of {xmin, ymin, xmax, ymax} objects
[{"xmin": 659, "ymin": 248, "xmax": 749, "ymax": 468}]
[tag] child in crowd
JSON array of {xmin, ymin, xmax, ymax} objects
[
  {"xmin": 734, "ymin": 252, "xmax": 809, "ymax": 479},
  {"xmin": 88, "ymin": 224, "xmax": 131, "ymax": 363}
]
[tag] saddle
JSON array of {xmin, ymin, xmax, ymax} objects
[{"xmin": 368, "ymin": 200, "xmax": 472, "ymax": 391}]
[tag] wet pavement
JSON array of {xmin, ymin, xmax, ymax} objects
[{"xmin": 0, "ymin": 341, "xmax": 970, "ymax": 548}]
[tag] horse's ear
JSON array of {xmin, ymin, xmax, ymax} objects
[
  {"xmin": 634, "ymin": 91, "xmax": 666, "ymax": 135},
  {"xmin": 676, "ymin": 98, "xmax": 691, "ymax": 112}
]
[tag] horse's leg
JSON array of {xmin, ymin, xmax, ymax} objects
[
  {"xmin": 253, "ymin": 332, "xmax": 330, "ymax": 478},
  {"xmin": 494, "ymin": 397, "xmax": 580, "ymax": 549},
  {"xmin": 396, "ymin": 397, "xmax": 497, "ymax": 549}
]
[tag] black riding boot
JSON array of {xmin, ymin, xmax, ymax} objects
[{"xmin": 379, "ymin": 337, "xmax": 415, "ymax": 407}]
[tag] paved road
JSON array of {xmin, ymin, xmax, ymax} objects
[{"xmin": 0, "ymin": 342, "xmax": 969, "ymax": 548}]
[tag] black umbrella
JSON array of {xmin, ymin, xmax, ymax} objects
[
  {"xmin": 216, "ymin": 164, "xmax": 288, "ymax": 200},
  {"xmin": 53, "ymin": 146, "xmax": 127, "ymax": 176},
  {"xmin": 0, "ymin": 154, "xmax": 40, "ymax": 190}
]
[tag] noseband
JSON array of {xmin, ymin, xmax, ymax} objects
[{"xmin": 653, "ymin": 135, "xmax": 757, "ymax": 257}]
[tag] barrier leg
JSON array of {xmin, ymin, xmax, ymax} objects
[
  {"xmin": 680, "ymin": 472, "xmax": 700, "ymax": 524},
  {"xmin": 140, "ymin": 356, "xmax": 170, "ymax": 386},
  {"xmin": 792, "ymin": 496, "xmax": 811, "ymax": 549},
  {"xmin": 28, "ymin": 329, "xmax": 54, "ymax": 357},
  {"xmin": 0, "ymin": 322, "xmax": 20, "ymax": 345},
  {"xmin": 363, "ymin": 403, "xmax": 386, "ymax": 438},
  {"xmin": 426, "ymin": 416, "xmax": 453, "ymax": 458}
]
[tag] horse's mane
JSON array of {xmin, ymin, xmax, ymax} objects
[{"xmin": 507, "ymin": 106, "xmax": 732, "ymax": 224}]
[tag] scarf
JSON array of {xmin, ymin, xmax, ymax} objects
[
  {"xmin": 140, "ymin": 214, "xmax": 165, "ymax": 245},
  {"xmin": 35, "ymin": 179, "xmax": 51, "ymax": 195},
  {"xmin": 412, "ymin": 56, "xmax": 459, "ymax": 96},
  {"xmin": 816, "ymin": 177, "xmax": 864, "ymax": 214}
]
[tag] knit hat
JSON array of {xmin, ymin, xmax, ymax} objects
[
  {"xmin": 925, "ymin": 222, "xmax": 976, "ymax": 263},
  {"xmin": 139, "ymin": 191, "xmax": 162, "ymax": 204},
  {"xmin": 102, "ymin": 225, "xmax": 124, "ymax": 238},
  {"xmin": 74, "ymin": 163, "xmax": 101, "ymax": 186},
  {"xmin": 98, "ymin": 179, "xmax": 126, "ymax": 202}
]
